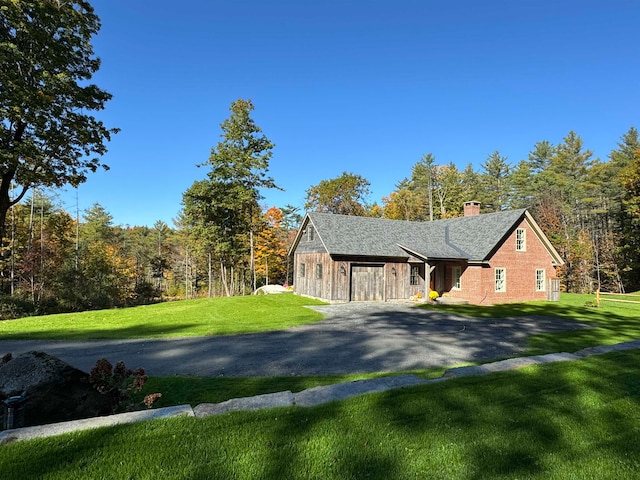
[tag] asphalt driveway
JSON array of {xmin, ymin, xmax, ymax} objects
[{"xmin": 0, "ymin": 302, "xmax": 589, "ymax": 377}]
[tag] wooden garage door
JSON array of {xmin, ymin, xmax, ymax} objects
[{"xmin": 351, "ymin": 265, "xmax": 384, "ymax": 301}]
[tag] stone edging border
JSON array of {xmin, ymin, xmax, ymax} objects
[{"xmin": 2, "ymin": 339, "xmax": 639, "ymax": 445}]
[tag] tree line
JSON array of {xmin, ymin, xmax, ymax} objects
[
  {"xmin": 1, "ymin": 2, "xmax": 638, "ymax": 317},
  {"xmin": 2, "ymin": 110, "xmax": 637, "ymax": 318}
]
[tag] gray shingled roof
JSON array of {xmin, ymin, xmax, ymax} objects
[{"xmin": 307, "ymin": 209, "xmax": 527, "ymax": 262}]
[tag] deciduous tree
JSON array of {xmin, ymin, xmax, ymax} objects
[
  {"xmin": 304, "ymin": 171, "xmax": 370, "ymax": 216},
  {"xmin": 0, "ymin": 0, "xmax": 117, "ymax": 244}
]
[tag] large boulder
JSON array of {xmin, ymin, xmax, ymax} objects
[
  {"xmin": 254, "ymin": 284, "xmax": 289, "ymax": 295},
  {"xmin": 0, "ymin": 351, "xmax": 118, "ymax": 428}
]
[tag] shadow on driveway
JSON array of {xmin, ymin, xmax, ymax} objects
[{"xmin": 0, "ymin": 302, "xmax": 589, "ymax": 377}]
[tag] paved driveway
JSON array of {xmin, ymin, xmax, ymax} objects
[{"xmin": 0, "ymin": 302, "xmax": 588, "ymax": 377}]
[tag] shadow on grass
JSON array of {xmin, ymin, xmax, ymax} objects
[
  {"xmin": 362, "ymin": 349, "xmax": 640, "ymax": 478},
  {"xmin": 2, "ymin": 350, "xmax": 640, "ymax": 479},
  {"xmin": 417, "ymin": 298, "xmax": 605, "ymax": 321},
  {"xmin": 419, "ymin": 295, "xmax": 640, "ymax": 356},
  {"xmin": 0, "ymin": 322, "xmax": 203, "ymax": 341}
]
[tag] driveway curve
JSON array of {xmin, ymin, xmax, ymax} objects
[{"xmin": 0, "ymin": 302, "xmax": 588, "ymax": 377}]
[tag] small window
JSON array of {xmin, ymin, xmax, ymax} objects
[
  {"xmin": 308, "ymin": 226, "xmax": 314, "ymax": 241},
  {"xmin": 536, "ymin": 269, "xmax": 546, "ymax": 292},
  {"xmin": 410, "ymin": 265, "xmax": 420, "ymax": 286},
  {"xmin": 452, "ymin": 266, "xmax": 462, "ymax": 290},
  {"xmin": 316, "ymin": 263, "xmax": 323, "ymax": 279},
  {"xmin": 516, "ymin": 228, "xmax": 526, "ymax": 251},
  {"xmin": 299, "ymin": 263, "xmax": 305, "ymax": 278},
  {"xmin": 495, "ymin": 268, "xmax": 506, "ymax": 292}
]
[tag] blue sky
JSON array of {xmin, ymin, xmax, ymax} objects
[{"xmin": 58, "ymin": 0, "xmax": 639, "ymax": 227}]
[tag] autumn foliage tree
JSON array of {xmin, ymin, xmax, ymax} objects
[{"xmin": 254, "ymin": 207, "xmax": 288, "ymax": 286}]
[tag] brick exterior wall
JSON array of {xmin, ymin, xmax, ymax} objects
[{"xmin": 446, "ymin": 217, "xmax": 558, "ymax": 305}]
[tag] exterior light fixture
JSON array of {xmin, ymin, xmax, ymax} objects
[
  {"xmin": 391, "ymin": 267, "xmax": 397, "ymax": 276},
  {"xmin": 340, "ymin": 263, "xmax": 346, "ymax": 275}
]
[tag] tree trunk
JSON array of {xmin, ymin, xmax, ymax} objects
[
  {"xmin": 0, "ymin": 173, "xmax": 15, "ymax": 254},
  {"xmin": 250, "ymin": 229, "xmax": 256, "ymax": 293},
  {"xmin": 428, "ymin": 175, "xmax": 433, "ymax": 221},
  {"xmin": 207, "ymin": 251, "xmax": 212, "ymax": 298},
  {"xmin": 184, "ymin": 248, "xmax": 189, "ymax": 299},
  {"xmin": 220, "ymin": 260, "xmax": 230, "ymax": 297},
  {"xmin": 28, "ymin": 192, "xmax": 35, "ymax": 302}
]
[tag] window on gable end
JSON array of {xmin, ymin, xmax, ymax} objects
[
  {"xmin": 516, "ymin": 228, "xmax": 526, "ymax": 251},
  {"xmin": 308, "ymin": 226, "xmax": 314, "ymax": 241}
]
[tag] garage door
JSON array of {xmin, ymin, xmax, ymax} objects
[{"xmin": 351, "ymin": 265, "xmax": 384, "ymax": 301}]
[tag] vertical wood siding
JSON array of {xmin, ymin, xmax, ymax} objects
[
  {"xmin": 294, "ymin": 252, "xmax": 333, "ymax": 300},
  {"xmin": 351, "ymin": 265, "xmax": 384, "ymax": 301}
]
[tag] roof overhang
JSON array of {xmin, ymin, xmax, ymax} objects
[
  {"xmin": 397, "ymin": 244, "xmax": 471, "ymax": 263},
  {"xmin": 523, "ymin": 211, "xmax": 565, "ymax": 266}
]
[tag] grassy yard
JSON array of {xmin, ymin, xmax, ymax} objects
[
  {"xmin": 422, "ymin": 292, "xmax": 640, "ymax": 356},
  {"xmin": 1, "ymin": 349, "xmax": 639, "ymax": 479},
  {"xmin": 1, "ymin": 293, "xmax": 639, "ymax": 478},
  {"xmin": 132, "ymin": 369, "xmax": 447, "ymax": 409},
  {"xmin": 0, "ymin": 294, "xmax": 326, "ymax": 340}
]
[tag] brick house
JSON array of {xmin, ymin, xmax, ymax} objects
[{"xmin": 289, "ymin": 202, "xmax": 564, "ymax": 305}]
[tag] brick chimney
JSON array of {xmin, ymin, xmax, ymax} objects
[{"xmin": 463, "ymin": 201, "xmax": 481, "ymax": 217}]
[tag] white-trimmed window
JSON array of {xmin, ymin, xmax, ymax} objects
[
  {"xmin": 316, "ymin": 263, "xmax": 323, "ymax": 279},
  {"xmin": 516, "ymin": 228, "xmax": 526, "ymax": 251},
  {"xmin": 495, "ymin": 268, "xmax": 506, "ymax": 292},
  {"xmin": 536, "ymin": 269, "xmax": 546, "ymax": 292},
  {"xmin": 452, "ymin": 266, "xmax": 462, "ymax": 290},
  {"xmin": 300, "ymin": 263, "xmax": 306, "ymax": 278}
]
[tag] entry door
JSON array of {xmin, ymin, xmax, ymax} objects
[{"xmin": 351, "ymin": 265, "xmax": 384, "ymax": 301}]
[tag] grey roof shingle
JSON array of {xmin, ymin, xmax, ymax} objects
[{"xmin": 307, "ymin": 209, "xmax": 527, "ymax": 262}]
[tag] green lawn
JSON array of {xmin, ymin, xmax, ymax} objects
[
  {"xmin": 0, "ymin": 294, "xmax": 327, "ymax": 340},
  {"xmin": 2, "ymin": 349, "xmax": 639, "ymax": 479},
  {"xmin": 132, "ymin": 369, "xmax": 447, "ymax": 409},
  {"xmin": 1, "ymin": 293, "xmax": 639, "ymax": 478},
  {"xmin": 421, "ymin": 292, "xmax": 640, "ymax": 355}
]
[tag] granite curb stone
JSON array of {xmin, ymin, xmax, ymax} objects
[
  {"xmin": 574, "ymin": 339, "xmax": 640, "ymax": 357},
  {"xmin": 443, "ymin": 352, "xmax": 579, "ymax": 378},
  {"xmin": 0, "ymin": 404, "xmax": 194, "ymax": 445},
  {"xmin": 293, "ymin": 374, "xmax": 427, "ymax": 407},
  {"xmin": 194, "ymin": 391, "xmax": 295, "ymax": 417}
]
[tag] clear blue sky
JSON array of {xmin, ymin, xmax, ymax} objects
[{"xmin": 58, "ymin": 0, "xmax": 640, "ymax": 227}]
